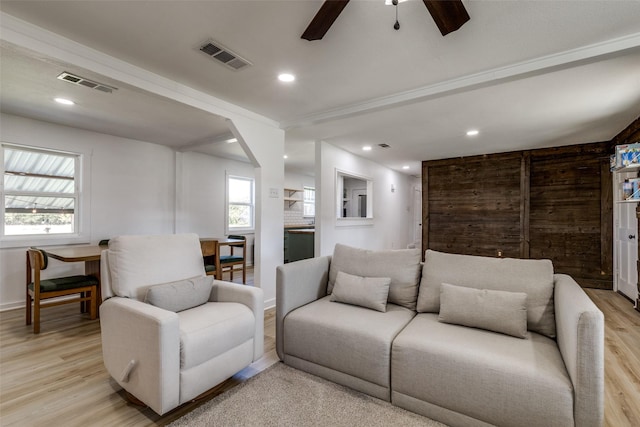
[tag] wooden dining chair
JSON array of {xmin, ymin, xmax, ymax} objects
[
  {"xmin": 26, "ymin": 248, "xmax": 98, "ymax": 334},
  {"xmin": 220, "ymin": 235, "xmax": 246, "ymax": 284},
  {"xmin": 200, "ymin": 239, "xmax": 218, "ymax": 277}
]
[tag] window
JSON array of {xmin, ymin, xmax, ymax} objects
[
  {"xmin": 227, "ymin": 175, "xmax": 254, "ymax": 231},
  {"xmin": 303, "ymin": 186, "xmax": 315, "ymax": 217},
  {"xmin": 2, "ymin": 144, "xmax": 80, "ymax": 237}
]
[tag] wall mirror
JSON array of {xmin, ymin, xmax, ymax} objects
[{"xmin": 336, "ymin": 169, "xmax": 373, "ymax": 221}]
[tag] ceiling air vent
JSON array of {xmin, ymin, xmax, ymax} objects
[
  {"xmin": 378, "ymin": 143, "xmax": 391, "ymax": 148},
  {"xmin": 199, "ymin": 40, "xmax": 251, "ymax": 71},
  {"xmin": 57, "ymin": 72, "xmax": 117, "ymax": 93}
]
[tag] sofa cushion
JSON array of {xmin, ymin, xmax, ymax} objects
[
  {"xmin": 178, "ymin": 302, "xmax": 255, "ymax": 370},
  {"xmin": 392, "ymin": 313, "xmax": 574, "ymax": 427},
  {"xmin": 330, "ymin": 271, "xmax": 391, "ymax": 312},
  {"xmin": 328, "ymin": 244, "xmax": 422, "ymax": 310},
  {"xmin": 107, "ymin": 233, "xmax": 206, "ymax": 301},
  {"xmin": 418, "ymin": 250, "xmax": 556, "ymax": 338},
  {"xmin": 284, "ymin": 295, "xmax": 415, "ymax": 388},
  {"xmin": 438, "ymin": 283, "xmax": 528, "ymax": 338},
  {"xmin": 144, "ymin": 276, "xmax": 213, "ymax": 312}
]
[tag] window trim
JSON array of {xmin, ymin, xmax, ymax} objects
[
  {"xmin": 303, "ymin": 186, "xmax": 315, "ymax": 218},
  {"xmin": 1, "ymin": 142, "xmax": 91, "ymax": 249},
  {"xmin": 225, "ymin": 173, "xmax": 255, "ymax": 234}
]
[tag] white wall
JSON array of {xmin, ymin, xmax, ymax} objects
[
  {"xmin": 229, "ymin": 117, "xmax": 285, "ymax": 309},
  {"xmin": 176, "ymin": 151, "xmax": 255, "ymax": 265},
  {"xmin": 2, "ymin": 13, "xmax": 286, "ymax": 310},
  {"xmin": 0, "ymin": 113, "xmax": 176, "ymax": 309},
  {"xmin": 316, "ymin": 141, "xmax": 415, "ymax": 256}
]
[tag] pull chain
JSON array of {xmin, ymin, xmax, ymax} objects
[{"xmin": 393, "ymin": 0, "xmax": 400, "ymax": 30}]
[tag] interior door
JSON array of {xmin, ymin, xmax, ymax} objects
[
  {"xmin": 413, "ymin": 186, "xmax": 422, "ymax": 248},
  {"xmin": 614, "ymin": 172, "xmax": 638, "ymax": 300}
]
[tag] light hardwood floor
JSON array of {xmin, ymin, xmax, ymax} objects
[{"xmin": 1, "ymin": 272, "xmax": 638, "ymax": 426}]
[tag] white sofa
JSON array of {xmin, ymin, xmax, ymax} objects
[
  {"xmin": 276, "ymin": 244, "xmax": 604, "ymax": 427},
  {"xmin": 100, "ymin": 233, "xmax": 263, "ymax": 415}
]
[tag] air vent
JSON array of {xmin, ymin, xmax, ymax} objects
[
  {"xmin": 57, "ymin": 72, "xmax": 117, "ymax": 93},
  {"xmin": 378, "ymin": 143, "xmax": 391, "ymax": 148},
  {"xmin": 199, "ymin": 40, "xmax": 251, "ymax": 71}
]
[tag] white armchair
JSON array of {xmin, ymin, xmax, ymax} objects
[{"xmin": 99, "ymin": 233, "xmax": 263, "ymax": 415}]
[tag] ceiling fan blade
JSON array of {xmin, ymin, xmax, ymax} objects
[
  {"xmin": 301, "ymin": 0, "xmax": 350, "ymax": 41},
  {"xmin": 422, "ymin": 0, "xmax": 470, "ymax": 36}
]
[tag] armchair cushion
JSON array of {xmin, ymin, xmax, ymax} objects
[
  {"xmin": 438, "ymin": 283, "xmax": 528, "ymax": 338},
  {"xmin": 330, "ymin": 271, "xmax": 391, "ymax": 312},
  {"xmin": 144, "ymin": 276, "xmax": 213, "ymax": 313},
  {"xmin": 107, "ymin": 233, "xmax": 206, "ymax": 300},
  {"xmin": 178, "ymin": 302, "xmax": 255, "ymax": 370}
]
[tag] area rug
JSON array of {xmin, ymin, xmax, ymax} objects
[{"xmin": 169, "ymin": 362, "xmax": 445, "ymax": 427}]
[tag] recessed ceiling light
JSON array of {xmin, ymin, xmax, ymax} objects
[
  {"xmin": 225, "ymin": 138, "xmax": 237, "ymax": 143},
  {"xmin": 466, "ymin": 129, "xmax": 479, "ymax": 136},
  {"xmin": 278, "ymin": 73, "xmax": 295, "ymax": 83},
  {"xmin": 283, "ymin": 154, "xmax": 289, "ymax": 159},
  {"xmin": 362, "ymin": 146, "xmax": 372, "ymax": 151},
  {"xmin": 54, "ymin": 97, "xmax": 75, "ymax": 105},
  {"xmin": 402, "ymin": 165, "xmax": 410, "ymax": 170}
]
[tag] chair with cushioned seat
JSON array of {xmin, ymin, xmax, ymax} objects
[
  {"xmin": 220, "ymin": 235, "xmax": 246, "ymax": 283},
  {"xmin": 200, "ymin": 238, "xmax": 218, "ymax": 277},
  {"xmin": 26, "ymin": 248, "xmax": 98, "ymax": 334}
]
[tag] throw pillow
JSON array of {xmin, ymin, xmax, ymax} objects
[
  {"xmin": 417, "ymin": 249, "xmax": 556, "ymax": 338},
  {"xmin": 144, "ymin": 275, "xmax": 213, "ymax": 312},
  {"xmin": 328, "ymin": 244, "xmax": 422, "ymax": 310},
  {"xmin": 330, "ymin": 271, "xmax": 391, "ymax": 312},
  {"xmin": 438, "ymin": 283, "xmax": 528, "ymax": 339}
]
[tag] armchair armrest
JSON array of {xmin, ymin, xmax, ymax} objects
[
  {"xmin": 554, "ymin": 274, "xmax": 604, "ymax": 427},
  {"xmin": 210, "ymin": 281, "xmax": 264, "ymax": 361},
  {"xmin": 99, "ymin": 297, "xmax": 180, "ymax": 415},
  {"xmin": 276, "ymin": 256, "xmax": 330, "ymax": 359}
]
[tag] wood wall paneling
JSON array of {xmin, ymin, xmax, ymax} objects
[
  {"xmin": 424, "ymin": 153, "xmax": 523, "ymax": 259},
  {"xmin": 422, "ymin": 142, "xmax": 613, "ymax": 289}
]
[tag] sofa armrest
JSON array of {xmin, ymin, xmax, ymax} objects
[
  {"xmin": 210, "ymin": 281, "xmax": 264, "ymax": 361},
  {"xmin": 99, "ymin": 297, "xmax": 180, "ymax": 415},
  {"xmin": 276, "ymin": 255, "xmax": 330, "ymax": 359},
  {"xmin": 554, "ymin": 274, "xmax": 604, "ymax": 427}
]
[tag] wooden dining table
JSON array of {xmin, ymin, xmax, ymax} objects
[{"xmin": 45, "ymin": 244, "xmax": 106, "ymax": 307}]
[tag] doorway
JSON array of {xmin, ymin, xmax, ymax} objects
[{"xmin": 614, "ymin": 171, "xmax": 639, "ymax": 301}]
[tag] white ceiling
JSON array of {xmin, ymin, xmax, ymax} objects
[{"xmin": 1, "ymin": 1, "xmax": 640, "ymax": 176}]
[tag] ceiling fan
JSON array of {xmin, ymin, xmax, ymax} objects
[{"xmin": 301, "ymin": 0, "xmax": 470, "ymax": 41}]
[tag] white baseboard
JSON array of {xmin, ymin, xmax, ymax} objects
[
  {"xmin": 0, "ymin": 301, "xmax": 25, "ymax": 312},
  {"xmin": 264, "ymin": 297, "xmax": 275, "ymax": 311}
]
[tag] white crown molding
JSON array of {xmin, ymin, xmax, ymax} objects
[
  {"xmin": 281, "ymin": 31, "xmax": 640, "ymax": 130},
  {"xmin": 0, "ymin": 12, "xmax": 279, "ymax": 129}
]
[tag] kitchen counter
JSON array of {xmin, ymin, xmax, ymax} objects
[
  {"xmin": 285, "ymin": 224, "xmax": 315, "ymax": 229},
  {"xmin": 287, "ymin": 228, "xmax": 315, "ymax": 234}
]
